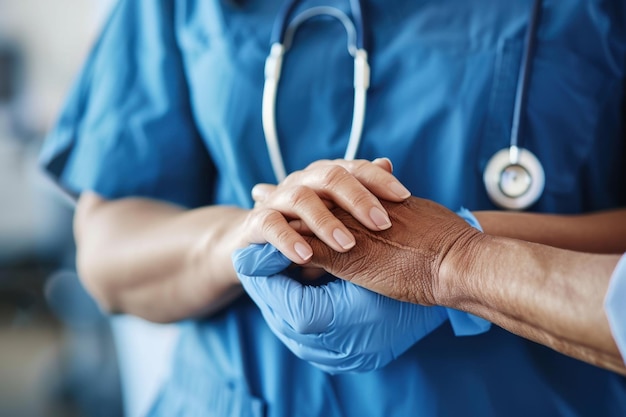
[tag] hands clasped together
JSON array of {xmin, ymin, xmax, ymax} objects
[{"xmin": 234, "ymin": 159, "xmax": 490, "ymax": 373}]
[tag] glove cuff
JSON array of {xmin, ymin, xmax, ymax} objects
[{"xmin": 456, "ymin": 207, "xmax": 483, "ymax": 232}]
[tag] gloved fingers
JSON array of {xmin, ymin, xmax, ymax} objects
[
  {"xmin": 237, "ymin": 268, "xmax": 335, "ymax": 334},
  {"xmin": 232, "ymin": 243, "xmax": 291, "ymax": 276},
  {"xmin": 237, "ymin": 272, "xmax": 315, "ymax": 341},
  {"xmin": 266, "ymin": 329, "xmax": 363, "ymax": 375},
  {"xmin": 285, "ymin": 342, "xmax": 351, "ymax": 371},
  {"xmin": 309, "ymin": 352, "xmax": 381, "ymax": 374},
  {"xmin": 276, "ymin": 330, "xmax": 380, "ymax": 374},
  {"xmin": 237, "ymin": 271, "xmax": 343, "ymax": 366}
]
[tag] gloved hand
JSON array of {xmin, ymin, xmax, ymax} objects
[{"xmin": 234, "ymin": 243, "xmax": 448, "ymax": 373}]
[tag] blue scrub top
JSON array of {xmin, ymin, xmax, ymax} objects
[{"xmin": 41, "ymin": 1, "xmax": 626, "ymax": 416}]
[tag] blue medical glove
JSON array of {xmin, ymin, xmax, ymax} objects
[
  {"xmin": 446, "ymin": 208, "xmax": 492, "ymax": 336},
  {"xmin": 234, "ymin": 244, "xmax": 448, "ymax": 373}
]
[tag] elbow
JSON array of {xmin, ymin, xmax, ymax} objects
[
  {"xmin": 73, "ymin": 191, "xmax": 120, "ymax": 314},
  {"xmin": 75, "ymin": 247, "xmax": 119, "ymax": 314}
]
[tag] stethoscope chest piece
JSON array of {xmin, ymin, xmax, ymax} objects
[{"xmin": 483, "ymin": 147, "xmax": 545, "ymax": 210}]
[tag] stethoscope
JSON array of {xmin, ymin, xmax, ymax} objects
[{"xmin": 262, "ymin": 0, "xmax": 545, "ymax": 211}]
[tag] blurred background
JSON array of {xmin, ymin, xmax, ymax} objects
[{"xmin": 0, "ymin": 1, "xmax": 123, "ymax": 416}]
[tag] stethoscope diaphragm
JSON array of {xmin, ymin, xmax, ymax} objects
[{"xmin": 483, "ymin": 147, "xmax": 545, "ymax": 210}]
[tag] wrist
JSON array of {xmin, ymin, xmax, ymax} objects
[
  {"xmin": 456, "ymin": 207, "xmax": 483, "ymax": 232},
  {"xmin": 188, "ymin": 207, "xmax": 249, "ymax": 288},
  {"xmin": 435, "ymin": 228, "xmax": 489, "ymax": 309}
]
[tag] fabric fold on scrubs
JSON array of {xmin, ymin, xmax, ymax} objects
[{"xmin": 605, "ymin": 253, "xmax": 626, "ymax": 364}]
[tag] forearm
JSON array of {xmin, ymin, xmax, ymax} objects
[
  {"xmin": 75, "ymin": 193, "xmax": 247, "ymax": 322},
  {"xmin": 473, "ymin": 209, "xmax": 626, "ymax": 253},
  {"xmin": 440, "ymin": 235, "xmax": 625, "ymax": 375}
]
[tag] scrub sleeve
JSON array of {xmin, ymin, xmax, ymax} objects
[
  {"xmin": 605, "ymin": 253, "xmax": 626, "ymax": 364},
  {"xmin": 38, "ymin": 3, "xmax": 215, "ymax": 417},
  {"xmin": 39, "ymin": 1, "xmax": 215, "ymax": 207}
]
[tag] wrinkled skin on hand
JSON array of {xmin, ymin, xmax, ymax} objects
[{"xmin": 305, "ymin": 197, "xmax": 482, "ymax": 306}]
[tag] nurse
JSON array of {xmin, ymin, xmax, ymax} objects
[{"xmin": 41, "ymin": 1, "xmax": 626, "ymax": 416}]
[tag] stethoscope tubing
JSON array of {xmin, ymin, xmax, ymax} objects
[
  {"xmin": 271, "ymin": 0, "xmax": 366, "ymax": 49},
  {"xmin": 509, "ymin": 0, "xmax": 542, "ymax": 164},
  {"xmin": 263, "ymin": 0, "xmax": 545, "ymax": 210}
]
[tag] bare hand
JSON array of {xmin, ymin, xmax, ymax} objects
[
  {"xmin": 304, "ymin": 197, "xmax": 482, "ymax": 305},
  {"xmin": 238, "ymin": 158, "xmax": 411, "ymax": 265}
]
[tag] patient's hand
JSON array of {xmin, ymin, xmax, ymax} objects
[{"xmin": 305, "ymin": 197, "xmax": 483, "ymax": 306}]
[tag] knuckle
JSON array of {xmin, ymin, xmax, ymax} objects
[
  {"xmin": 254, "ymin": 209, "xmax": 297, "ymax": 249},
  {"xmin": 255, "ymin": 209, "xmax": 282, "ymax": 232},
  {"xmin": 309, "ymin": 211, "xmax": 338, "ymax": 232},
  {"xmin": 347, "ymin": 159, "xmax": 369, "ymax": 173},
  {"xmin": 285, "ymin": 185, "xmax": 315, "ymax": 209},
  {"xmin": 348, "ymin": 191, "xmax": 376, "ymax": 210},
  {"xmin": 282, "ymin": 168, "xmax": 304, "ymax": 186},
  {"xmin": 273, "ymin": 226, "xmax": 296, "ymax": 248},
  {"xmin": 320, "ymin": 165, "xmax": 350, "ymax": 188}
]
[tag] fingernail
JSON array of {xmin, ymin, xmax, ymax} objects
[
  {"xmin": 370, "ymin": 207, "xmax": 392, "ymax": 230},
  {"xmin": 333, "ymin": 228, "xmax": 355, "ymax": 250},
  {"xmin": 373, "ymin": 157, "xmax": 393, "ymax": 172},
  {"xmin": 294, "ymin": 242, "xmax": 313, "ymax": 261},
  {"xmin": 251, "ymin": 185, "xmax": 269, "ymax": 202},
  {"xmin": 388, "ymin": 182, "xmax": 411, "ymax": 199}
]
